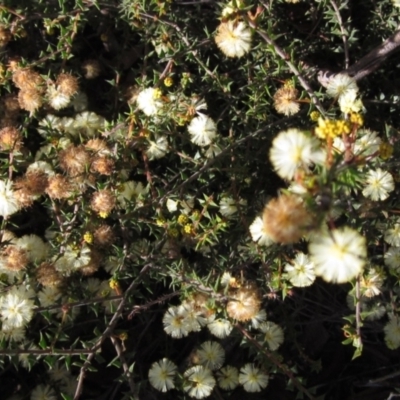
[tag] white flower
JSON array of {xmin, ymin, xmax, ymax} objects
[
  {"xmin": 217, "ymin": 365, "xmax": 239, "ymax": 390},
  {"xmin": 326, "ymin": 73, "xmax": 358, "ymax": 98},
  {"xmin": 338, "ymin": 89, "xmax": 364, "ymax": 114},
  {"xmin": 220, "ymin": 272, "xmax": 233, "ymax": 287},
  {"xmin": 0, "ymin": 180, "xmax": 20, "ymax": 218},
  {"xmin": 37, "ymin": 115, "xmax": 63, "ymax": 136},
  {"xmin": 384, "ymin": 246, "xmax": 400, "ymax": 272},
  {"xmin": 0, "ymin": 292, "xmax": 35, "ymax": 328},
  {"xmin": 188, "ymin": 114, "xmax": 217, "ymax": 147},
  {"xmin": 249, "ymin": 216, "xmax": 273, "ymax": 246},
  {"xmin": 238, "ymin": 363, "xmax": 269, "ymax": 392},
  {"xmin": 183, "ymin": 365, "xmax": 216, "ymax": 398},
  {"xmin": 146, "ymin": 134, "xmax": 168, "ymax": 160},
  {"xmin": 269, "ymin": 128, "xmax": 325, "ymax": 180},
  {"xmin": 204, "ymin": 143, "xmax": 222, "ymax": 159},
  {"xmin": 284, "ymin": 252, "xmax": 316, "ymax": 287},
  {"xmin": 181, "ymin": 302, "xmax": 207, "ymax": 332},
  {"xmin": 38, "ymin": 286, "xmax": 62, "ymax": 309},
  {"xmin": 148, "ymin": 358, "xmax": 177, "ymax": 392},
  {"xmin": 392, "ymin": 0, "xmax": 400, "ymax": 7},
  {"xmin": 384, "ymin": 315, "xmax": 400, "ymax": 349},
  {"xmin": 259, "ymin": 321, "xmax": 284, "ymax": 350},
  {"xmin": 362, "ymin": 168, "xmax": 394, "ymax": 201},
  {"xmin": 0, "ymin": 324, "xmax": 25, "ymax": 342},
  {"xmin": 137, "ymin": 87, "xmax": 163, "ymax": 116},
  {"xmin": 15, "ymin": 235, "xmax": 50, "ymax": 263},
  {"xmin": 207, "ymin": 318, "xmax": 232, "ymax": 338},
  {"xmin": 31, "ymin": 384, "xmax": 57, "ymax": 400},
  {"xmin": 117, "ymin": 181, "xmax": 147, "ymax": 207},
  {"xmin": 27, "ymin": 161, "xmax": 55, "ymax": 177},
  {"xmin": 215, "ymin": 21, "xmax": 252, "ymax": 58},
  {"xmin": 166, "ymin": 198, "xmax": 178, "ymax": 212},
  {"xmin": 47, "ymin": 86, "xmax": 71, "ymax": 110},
  {"xmin": 384, "ymin": 221, "xmax": 400, "ymax": 247},
  {"xmin": 197, "ymin": 341, "xmax": 225, "ymax": 370},
  {"xmin": 360, "ymin": 267, "xmax": 385, "ymax": 298},
  {"xmin": 251, "ymin": 309, "xmax": 267, "ymax": 329},
  {"xmin": 163, "ymin": 305, "xmax": 190, "ymax": 338},
  {"xmin": 54, "ymin": 244, "xmax": 91, "ymax": 276},
  {"xmin": 73, "ymin": 111, "xmax": 105, "ymax": 136},
  {"xmin": 309, "ymin": 227, "xmax": 366, "ymax": 283},
  {"xmin": 354, "ymin": 129, "xmax": 381, "ymax": 156},
  {"xmin": 71, "ymin": 91, "xmax": 88, "ymax": 112},
  {"xmin": 219, "ymin": 196, "xmax": 246, "ymax": 218}
]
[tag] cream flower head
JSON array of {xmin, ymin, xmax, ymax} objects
[{"xmin": 215, "ymin": 21, "xmax": 252, "ymax": 58}]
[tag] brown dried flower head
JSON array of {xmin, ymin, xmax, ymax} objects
[
  {"xmin": 59, "ymin": 145, "xmax": 91, "ymax": 177},
  {"xmin": 273, "ymin": 85, "xmax": 300, "ymax": 116},
  {"xmin": 91, "ymin": 155, "xmax": 115, "ymax": 176},
  {"xmin": 37, "ymin": 262, "xmax": 63, "ymax": 287},
  {"xmin": 262, "ymin": 193, "xmax": 311, "ymax": 244},
  {"xmin": 80, "ymin": 250, "xmax": 102, "ymax": 276},
  {"xmin": 85, "ymin": 139, "xmax": 110, "ymax": 155},
  {"xmin": 12, "ymin": 68, "xmax": 44, "ymax": 91},
  {"xmin": 93, "ymin": 224, "xmax": 115, "ymax": 247},
  {"xmin": 226, "ymin": 282, "xmax": 261, "ymax": 322},
  {"xmin": 2, "ymin": 94, "xmax": 20, "ymax": 118},
  {"xmin": 0, "ymin": 245, "xmax": 29, "ymax": 271},
  {"xmin": 0, "ymin": 26, "xmax": 12, "ymax": 48},
  {"xmin": 56, "ymin": 73, "xmax": 79, "ymax": 97},
  {"xmin": 81, "ymin": 59, "xmax": 101, "ymax": 79},
  {"xmin": 13, "ymin": 185, "xmax": 35, "ymax": 208},
  {"xmin": 18, "ymin": 88, "xmax": 43, "ymax": 114},
  {"xmin": 0, "ymin": 127, "xmax": 23, "ymax": 151},
  {"xmin": 14, "ymin": 170, "xmax": 48, "ymax": 197},
  {"xmin": 91, "ymin": 189, "xmax": 116, "ymax": 216},
  {"xmin": 45, "ymin": 174, "xmax": 74, "ymax": 199}
]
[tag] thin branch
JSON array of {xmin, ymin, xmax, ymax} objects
[{"xmin": 329, "ymin": 0, "xmax": 350, "ymax": 69}]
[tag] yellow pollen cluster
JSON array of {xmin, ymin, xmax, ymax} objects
[
  {"xmin": 168, "ymin": 228, "xmax": 179, "ymax": 237},
  {"xmin": 315, "ymin": 118, "xmax": 351, "ymax": 140},
  {"xmin": 350, "ymin": 113, "xmax": 363, "ymax": 126},
  {"xmin": 153, "ymin": 88, "xmax": 162, "ymax": 99},
  {"xmin": 310, "ymin": 111, "xmax": 320, "ymax": 121},
  {"xmin": 177, "ymin": 214, "xmax": 189, "ymax": 225},
  {"xmin": 379, "ymin": 142, "xmax": 393, "ymax": 160},
  {"xmin": 164, "ymin": 77, "xmax": 173, "ymax": 87},
  {"xmin": 156, "ymin": 217, "xmax": 166, "ymax": 226},
  {"xmin": 183, "ymin": 223, "xmax": 194, "ymax": 234},
  {"xmin": 83, "ymin": 232, "xmax": 93, "ymax": 244},
  {"xmin": 99, "ymin": 211, "xmax": 109, "ymax": 218},
  {"xmin": 109, "ymin": 279, "xmax": 119, "ymax": 289}
]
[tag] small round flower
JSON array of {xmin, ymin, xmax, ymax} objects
[
  {"xmin": 15, "ymin": 234, "xmax": 50, "ymax": 263},
  {"xmin": 117, "ymin": 181, "xmax": 147, "ymax": 207},
  {"xmin": 393, "ymin": 0, "xmax": 400, "ymax": 7},
  {"xmin": 226, "ymin": 283, "xmax": 261, "ymax": 322},
  {"xmin": 47, "ymin": 85, "xmax": 71, "ymax": 110},
  {"xmin": 338, "ymin": 89, "xmax": 364, "ymax": 114},
  {"xmin": 262, "ymin": 194, "xmax": 311, "ymax": 244},
  {"xmin": 0, "ymin": 126, "xmax": 23, "ymax": 151},
  {"xmin": 384, "ymin": 246, "xmax": 400, "ymax": 272},
  {"xmin": 217, "ymin": 365, "xmax": 239, "ymax": 391},
  {"xmin": 309, "ymin": 227, "xmax": 367, "ymax": 283},
  {"xmin": 0, "ymin": 180, "xmax": 20, "ymax": 217},
  {"xmin": 56, "ymin": 73, "xmax": 79, "ymax": 97},
  {"xmin": 215, "ymin": 21, "xmax": 252, "ymax": 58},
  {"xmin": 148, "ymin": 358, "xmax": 177, "ymax": 392},
  {"xmin": 219, "ymin": 196, "xmax": 246, "ymax": 218},
  {"xmin": 207, "ymin": 318, "xmax": 233, "ymax": 338},
  {"xmin": 251, "ymin": 309, "xmax": 267, "ymax": 329},
  {"xmin": 360, "ymin": 267, "xmax": 385, "ymax": 298},
  {"xmin": 273, "ymin": 86, "xmax": 300, "ymax": 116},
  {"xmin": 284, "ymin": 252, "xmax": 316, "ymax": 287},
  {"xmin": 163, "ymin": 305, "xmax": 190, "ymax": 338},
  {"xmin": 197, "ymin": 341, "xmax": 225, "ymax": 370},
  {"xmin": 183, "ymin": 365, "xmax": 216, "ymax": 399},
  {"xmin": 384, "ymin": 316, "xmax": 400, "ymax": 349},
  {"xmin": 0, "ymin": 324, "xmax": 26, "ymax": 342},
  {"xmin": 249, "ymin": 216, "xmax": 274, "ymax": 246},
  {"xmin": 45, "ymin": 175, "xmax": 74, "ymax": 199},
  {"xmin": 0, "ymin": 292, "xmax": 35, "ymax": 328},
  {"xmin": 269, "ymin": 128, "xmax": 325, "ymax": 180},
  {"xmin": 18, "ymin": 88, "xmax": 43, "ymax": 114},
  {"xmin": 384, "ymin": 221, "xmax": 400, "ymax": 247},
  {"xmin": 188, "ymin": 114, "xmax": 217, "ymax": 147},
  {"xmin": 259, "ymin": 321, "xmax": 284, "ymax": 350},
  {"xmin": 362, "ymin": 168, "xmax": 394, "ymax": 201},
  {"xmin": 82, "ymin": 59, "xmax": 101, "ymax": 79},
  {"xmin": 31, "ymin": 384, "xmax": 57, "ymax": 400},
  {"xmin": 326, "ymin": 73, "xmax": 358, "ymax": 98},
  {"xmin": 238, "ymin": 363, "xmax": 269, "ymax": 392},
  {"xmin": 146, "ymin": 134, "xmax": 168, "ymax": 160},
  {"xmin": 91, "ymin": 189, "xmax": 116, "ymax": 216},
  {"xmin": 137, "ymin": 87, "xmax": 163, "ymax": 116},
  {"xmin": 354, "ymin": 129, "xmax": 381, "ymax": 156}
]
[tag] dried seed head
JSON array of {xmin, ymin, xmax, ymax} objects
[
  {"xmin": 12, "ymin": 68, "xmax": 44, "ymax": 91},
  {"xmin": 273, "ymin": 86, "xmax": 300, "ymax": 116},
  {"xmin": 91, "ymin": 189, "xmax": 116, "ymax": 216},
  {"xmin": 2, "ymin": 94, "xmax": 20, "ymax": 118},
  {"xmin": 59, "ymin": 145, "xmax": 91, "ymax": 177},
  {"xmin": 262, "ymin": 194, "xmax": 311, "ymax": 244},
  {"xmin": 80, "ymin": 250, "xmax": 102, "ymax": 276},
  {"xmin": 56, "ymin": 73, "xmax": 79, "ymax": 97},
  {"xmin": 18, "ymin": 88, "xmax": 43, "ymax": 114},
  {"xmin": 13, "ymin": 186, "xmax": 35, "ymax": 208},
  {"xmin": 91, "ymin": 155, "xmax": 115, "ymax": 175},
  {"xmin": 0, "ymin": 245, "xmax": 28, "ymax": 271},
  {"xmin": 85, "ymin": 138, "xmax": 109, "ymax": 154},
  {"xmin": 0, "ymin": 126, "xmax": 23, "ymax": 151},
  {"xmin": 45, "ymin": 174, "xmax": 74, "ymax": 199},
  {"xmin": 93, "ymin": 224, "xmax": 115, "ymax": 247},
  {"xmin": 226, "ymin": 282, "xmax": 261, "ymax": 322},
  {"xmin": 0, "ymin": 26, "xmax": 12, "ymax": 48},
  {"xmin": 14, "ymin": 170, "xmax": 48, "ymax": 197},
  {"xmin": 37, "ymin": 262, "xmax": 63, "ymax": 287},
  {"xmin": 81, "ymin": 59, "xmax": 101, "ymax": 79}
]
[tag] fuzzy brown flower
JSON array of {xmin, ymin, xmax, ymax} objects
[
  {"xmin": 56, "ymin": 73, "xmax": 79, "ymax": 97},
  {"xmin": 91, "ymin": 189, "xmax": 116, "ymax": 216},
  {"xmin": 226, "ymin": 282, "xmax": 261, "ymax": 322},
  {"xmin": 273, "ymin": 86, "xmax": 300, "ymax": 116},
  {"xmin": 45, "ymin": 174, "xmax": 74, "ymax": 199},
  {"xmin": 37, "ymin": 262, "xmax": 63, "ymax": 287},
  {"xmin": 0, "ymin": 127, "xmax": 23, "ymax": 151},
  {"xmin": 59, "ymin": 145, "xmax": 91, "ymax": 177}
]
